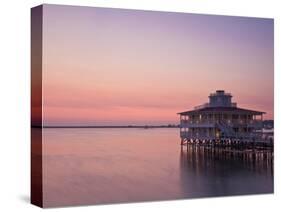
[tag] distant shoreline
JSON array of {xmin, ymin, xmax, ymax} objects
[{"xmin": 32, "ymin": 125, "xmax": 180, "ymax": 129}]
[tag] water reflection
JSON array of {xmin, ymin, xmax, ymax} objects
[
  {"xmin": 30, "ymin": 128, "xmax": 274, "ymax": 207},
  {"xmin": 179, "ymin": 145, "xmax": 273, "ymax": 197}
]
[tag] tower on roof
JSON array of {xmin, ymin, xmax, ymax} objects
[{"xmin": 209, "ymin": 90, "xmax": 234, "ymax": 108}]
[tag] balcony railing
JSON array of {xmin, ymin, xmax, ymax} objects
[
  {"xmin": 180, "ymin": 131, "xmax": 264, "ymax": 140},
  {"xmin": 180, "ymin": 120, "xmax": 215, "ymax": 128},
  {"xmin": 180, "ymin": 120, "xmax": 263, "ymax": 129},
  {"xmin": 209, "ymin": 92, "xmax": 232, "ymax": 96},
  {"xmin": 180, "ymin": 131, "xmax": 215, "ymax": 140}
]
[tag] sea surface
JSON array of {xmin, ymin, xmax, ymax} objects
[{"xmin": 41, "ymin": 128, "xmax": 273, "ymax": 207}]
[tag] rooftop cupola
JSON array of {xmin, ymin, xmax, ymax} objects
[{"xmin": 208, "ymin": 90, "xmax": 236, "ymax": 108}]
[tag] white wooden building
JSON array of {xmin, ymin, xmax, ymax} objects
[{"xmin": 178, "ymin": 90, "xmax": 265, "ymax": 145}]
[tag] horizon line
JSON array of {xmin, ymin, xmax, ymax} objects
[{"xmin": 32, "ymin": 124, "xmax": 180, "ymax": 129}]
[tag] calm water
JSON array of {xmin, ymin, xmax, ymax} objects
[{"xmin": 41, "ymin": 128, "xmax": 273, "ymax": 207}]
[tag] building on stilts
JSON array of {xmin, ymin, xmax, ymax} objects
[{"xmin": 178, "ymin": 90, "xmax": 266, "ymax": 146}]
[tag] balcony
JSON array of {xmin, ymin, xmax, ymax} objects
[
  {"xmin": 180, "ymin": 119, "xmax": 263, "ymax": 129},
  {"xmin": 209, "ymin": 92, "xmax": 232, "ymax": 96},
  {"xmin": 247, "ymin": 120, "xmax": 263, "ymax": 129},
  {"xmin": 180, "ymin": 120, "xmax": 215, "ymax": 128},
  {"xmin": 180, "ymin": 131, "xmax": 214, "ymax": 140},
  {"xmin": 180, "ymin": 130, "xmax": 263, "ymax": 140}
]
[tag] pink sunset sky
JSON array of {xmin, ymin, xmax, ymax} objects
[{"xmin": 41, "ymin": 4, "xmax": 274, "ymax": 126}]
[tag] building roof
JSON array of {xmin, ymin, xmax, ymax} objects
[{"xmin": 178, "ymin": 107, "xmax": 265, "ymax": 115}]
